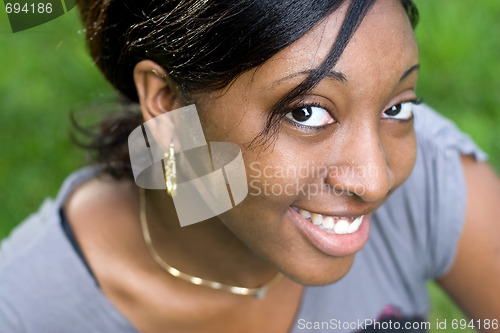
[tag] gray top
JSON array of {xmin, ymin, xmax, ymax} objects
[{"xmin": 0, "ymin": 104, "xmax": 487, "ymax": 333}]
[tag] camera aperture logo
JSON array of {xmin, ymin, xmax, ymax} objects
[
  {"xmin": 128, "ymin": 105, "xmax": 249, "ymax": 227},
  {"xmin": 3, "ymin": 0, "xmax": 78, "ymax": 32}
]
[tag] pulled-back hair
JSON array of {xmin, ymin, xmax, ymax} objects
[{"xmin": 76, "ymin": 0, "xmax": 418, "ymax": 178}]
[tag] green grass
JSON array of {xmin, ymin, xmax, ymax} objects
[
  {"xmin": 1, "ymin": 1, "xmax": 499, "ymax": 331},
  {"xmin": 415, "ymin": 0, "xmax": 500, "ymax": 172},
  {"xmin": 0, "ymin": 8, "xmax": 115, "ymax": 234}
]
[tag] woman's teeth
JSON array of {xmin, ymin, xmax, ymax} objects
[{"xmin": 296, "ymin": 208, "xmax": 364, "ymax": 234}]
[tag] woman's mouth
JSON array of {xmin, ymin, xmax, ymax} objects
[
  {"xmin": 288, "ymin": 206, "xmax": 370, "ymax": 257},
  {"xmin": 293, "ymin": 207, "xmax": 364, "ymax": 234}
]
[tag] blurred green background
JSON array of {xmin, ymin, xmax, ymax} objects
[{"xmin": 0, "ymin": 1, "xmax": 499, "ymax": 332}]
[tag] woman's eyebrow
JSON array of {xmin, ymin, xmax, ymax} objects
[
  {"xmin": 268, "ymin": 63, "xmax": 419, "ymax": 89},
  {"xmin": 266, "ymin": 69, "xmax": 347, "ymax": 88},
  {"xmin": 400, "ymin": 64, "xmax": 420, "ymax": 82}
]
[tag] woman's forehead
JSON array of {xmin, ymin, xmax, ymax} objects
[{"xmin": 247, "ymin": 0, "xmax": 418, "ymax": 91}]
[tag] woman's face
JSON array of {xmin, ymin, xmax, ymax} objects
[{"xmin": 194, "ymin": 0, "xmax": 419, "ymax": 285}]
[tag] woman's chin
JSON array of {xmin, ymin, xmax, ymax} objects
[{"xmin": 280, "ymin": 253, "xmax": 356, "ymax": 286}]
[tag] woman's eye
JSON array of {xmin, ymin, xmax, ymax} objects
[
  {"xmin": 285, "ymin": 106, "xmax": 334, "ymax": 128},
  {"xmin": 381, "ymin": 101, "xmax": 414, "ymax": 120}
]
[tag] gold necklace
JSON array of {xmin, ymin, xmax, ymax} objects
[{"xmin": 139, "ymin": 188, "xmax": 282, "ymax": 299}]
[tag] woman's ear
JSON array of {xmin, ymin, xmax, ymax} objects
[{"xmin": 133, "ymin": 60, "xmax": 185, "ymax": 121}]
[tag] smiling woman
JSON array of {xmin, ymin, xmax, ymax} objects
[{"xmin": 1, "ymin": 0, "xmax": 500, "ymax": 333}]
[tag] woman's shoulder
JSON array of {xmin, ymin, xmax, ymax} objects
[
  {"xmin": 0, "ymin": 167, "xmax": 140, "ymax": 333},
  {"xmin": 0, "ymin": 167, "xmax": 98, "ymax": 268},
  {"xmin": 0, "ymin": 166, "xmax": 142, "ymax": 284}
]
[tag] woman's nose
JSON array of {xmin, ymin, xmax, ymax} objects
[{"xmin": 325, "ymin": 126, "xmax": 396, "ymax": 203}]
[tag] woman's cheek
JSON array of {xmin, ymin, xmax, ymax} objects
[{"xmin": 383, "ymin": 126, "xmax": 417, "ymax": 188}]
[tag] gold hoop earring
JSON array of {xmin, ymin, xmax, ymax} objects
[{"xmin": 164, "ymin": 143, "xmax": 177, "ymax": 196}]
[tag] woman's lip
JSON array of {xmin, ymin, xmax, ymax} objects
[{"xmin": 287, "ymin": 206, "xmax": 370, "ymax": 257}]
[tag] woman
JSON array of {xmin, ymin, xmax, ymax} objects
[{"xmin": 1, "ymin": 0, "xmax": 499, "ymax": 332}]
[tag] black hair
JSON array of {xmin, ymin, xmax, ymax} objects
[{"xmin": 76, "ymin": 0, "xmax": 419, "ymax": 178}]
